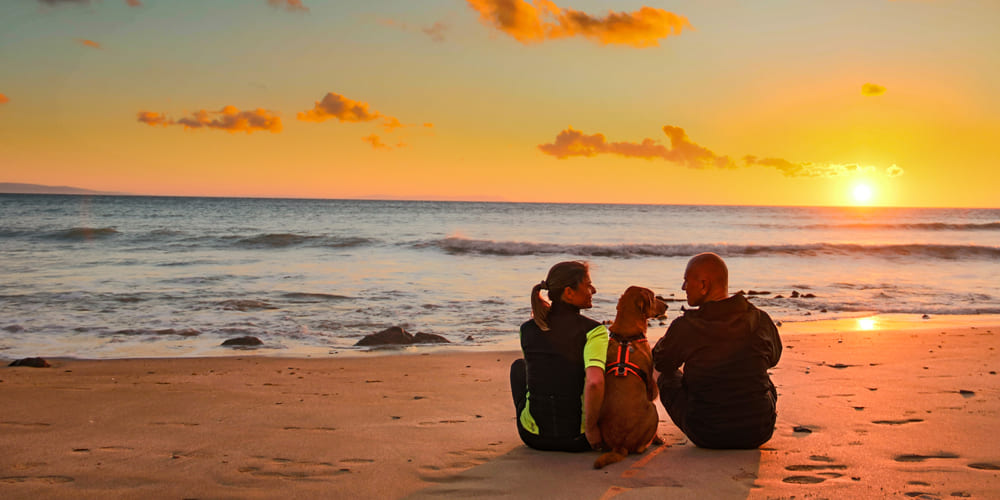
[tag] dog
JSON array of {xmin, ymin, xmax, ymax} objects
[{"xmin": 593, "ymin": 286, "xmax": 668, "ymax": 469}]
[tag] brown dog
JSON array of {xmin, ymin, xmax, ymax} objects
[{"xmin": 593, "ymin": 286, "xmax": 668, "ymax": 469}]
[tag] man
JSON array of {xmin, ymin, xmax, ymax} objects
[{"xmin": 652, "ymin": 253, "xmax": 781, "ymax": 449}]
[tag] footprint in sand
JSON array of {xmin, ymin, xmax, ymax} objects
[
  {"xmin": 903, "ymin": 492, "xmax": 942, "ymax": 499},
  {"xmin": 417, "ymin": 448, "xmax": 497, "ymax": 483},
  {"xmin": 418, "ymin": 419, "xmax": 467, "ymax": 426},
  {"xmin": 783, "ymin": 475, "xmax": 827, "ymax": 484},
  {"xmin": 239, "ymin": 457, "xmax": 349, "ymax": 480},
  {"xmin": 0, "ymin": 475, "xmax": 74, "ymax": 484},
  {"xmin": 968, "ymin": 462, "xmax": 1000, "ymax": 470},
  {"xmin": 783, "ymin": 458, "xmax": 848, "ymax": 484},
  {"xmin": 894, "ymin": 452, "xmax": 960, "ymax": 463},
  {"xmin": 872, "ymin": 418, "xmax": 924, "ymax": 425},
  {"xmin": 339, "ymin": 458, "xmax": 375, "ymax": 465},
  {"xmin": 282, "ymin": 426, "xmax": 337, "ymax": 432},
  {"xmin": 1, "ymin": 421, "xmax": 51, "ymax": 428},
  {"xmin": 786, "ymin": 464, "xmax": 848, "ymax": 471}
]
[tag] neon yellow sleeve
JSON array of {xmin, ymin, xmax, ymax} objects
[{"xmin": 583, "ymin": 324, "xmax": 609, "ymax": 370}]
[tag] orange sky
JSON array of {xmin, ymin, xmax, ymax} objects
[{"xmin": 1, "ymin": 0, "xmax": 998, "ymax": 207}]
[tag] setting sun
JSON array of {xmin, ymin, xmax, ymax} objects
[{"xmin": 852, "ymin": 183, "xmax": 874, "ymax": 205}]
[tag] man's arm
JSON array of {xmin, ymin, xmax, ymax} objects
[
  {"xmin": 651, "ymin": 320, "xmax": 686, "ymax": 374},
  {"xmin": 583, "ymin": 365, "xmax": 604, "ymax": 449},
  {"xmin": 760, "ymin": 311, "xmax": 782, "ymax": 367}
]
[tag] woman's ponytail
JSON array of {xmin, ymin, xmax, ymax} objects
[{"xmin": 531, "ymin": 280, "xmax": 551, "ymax": 331}]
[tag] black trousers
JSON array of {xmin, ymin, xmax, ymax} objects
[
  {"xmin": 658, "ymin": 369, "xmax": 777, "ymax": 449},
  {"xmin": 509, "ymin": 358, "xmax": 591, "ymax": 452}
]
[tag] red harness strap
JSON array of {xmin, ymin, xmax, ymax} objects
[{"xmin": 605, "ymin": 333, "xmax": 649, "ymax": 383}]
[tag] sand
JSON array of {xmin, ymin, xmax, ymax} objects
[{"xmin": 2, "ymin": 323, "xmax": 999, "ymax": 499}]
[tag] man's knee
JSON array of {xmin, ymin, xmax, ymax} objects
[{"xmin": 656, "ymin": 369, "xmax": 683, "ymax": 406}]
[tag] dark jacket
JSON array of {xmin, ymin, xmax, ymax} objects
[
  {"xmin": 519, "ymin": 301, "xmax": 601, "ymax": 438},
  {"xmin": 652, "ymin": 294, "xmax": 781, "ymax": 448}
]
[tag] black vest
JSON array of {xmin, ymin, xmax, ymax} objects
[{"xmin": 519, "ymin": 302, "xmax": 600, "ymax": 437}]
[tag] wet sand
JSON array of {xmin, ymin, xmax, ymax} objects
[{"xmin": 2, "ymin": 324, "xmax": 999, "ymax": 499}]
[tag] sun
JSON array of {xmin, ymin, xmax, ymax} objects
[{"xmin": 851, "ymin": 183, "xmax": 874, "ymax": 205}]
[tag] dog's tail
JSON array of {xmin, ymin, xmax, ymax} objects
[{"xmin": 593, "ymin": 447, "xmax": 628, "ymax": 469}]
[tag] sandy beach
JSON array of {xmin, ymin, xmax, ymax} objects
[{"xmin": 3, "ymin": 322, "xmax": 999, "ymax": 499}]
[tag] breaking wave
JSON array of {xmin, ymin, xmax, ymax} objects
[
  {"xmin": 427, "ymin": 237, "xmax": 1000, "ymax": 260},
  {"xmin": 46, "ymin": 227, "xmax": 120, "ymax": 240}
]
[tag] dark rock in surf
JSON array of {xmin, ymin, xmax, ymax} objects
[
  {"xmin": 221, "ymin": 336, "xmax": 263, "ymax": 347},
  {"xmin": 356, "ymin": 326, "xmax": 414, "ymax": 346},
  {"xmin": 9, "ymin": 357, "xmax": 51, "ymax": 368},
  {"xmin": 355, "ymin": 327, "xmax": 450, "ymax": 346},
  {"xmin": 413, "ymin": 332, "xmax": 450, "ymax": 344}
]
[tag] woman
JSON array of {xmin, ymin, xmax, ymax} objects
[{"xmin": 509, "ymin": 261, "xmax": 609, "ymax": 452}]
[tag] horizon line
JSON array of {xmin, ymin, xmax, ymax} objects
[{"xmin": 0, "ymin": 182, "xmax": 996, "ymax": 210}]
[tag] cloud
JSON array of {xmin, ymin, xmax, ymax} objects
[
  {"xmin": 862, "ymin": 82, "xmax": 887, "ymax": 96},
  {"xmin": 381, "ymin": 19, "xmax": 450, "ymax": 42},
  {"xmin": 743, "ymin": 157, "xmax": 873, "ymax": 178},
  {"xmin": 363, "ymin": 134, "xmax": 392, "ymax": 150},
  {"xmin": 0, "ymin": 93, "xmax": 8, "ymax": 105},
  {"xmin": 466, "ymin": 0, "xmax": 691, "ymax": 47},
  {"xmin": 538, "ymin": 126, "xmax": 735, "ymax": 169},
  {"xmin": 268, "ymin": 0, "xmax": 308, "ymax": 13},
  {"xmin": 37, "ymin": 0, "xmax": 90, "ymax": 5},
  {"xmin": 381, "ymin": 116, "xmax": 405, "ymax": 132},
  {"xmin": 297, "ymin": 92, "xmax": 383, "ymax": 124},
  {"xmin": 38, "ymin": 0, "xmax": 141, "ymax": 6},
  {"xmin": 136, "ymin": 111, "xmax": 170, "ymax": 126},
  {"xmin": 541, "ymin": 125, "xmax": 903, "ymax": 178},
  {"xmin": 422, "ymin": 22, "xmax": 449, "ymax": 42},
  {"xmin": 136, "ymin": 106, "xmax": 282, "ymax": 134},
  {"xmin": 77, "ymin": 39, "xmax": 102, "ymax": 49},
  {"xmin": 297, "ymin": 92, "xmax": 415, "ymax": 133}
]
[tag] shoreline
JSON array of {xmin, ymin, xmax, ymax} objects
[
  {"xmin": 3, "ymin": 323, "xmax": 999, "ymax": 498},
  {"xmin": 5, "ymin": 313, "xmax": 1000, "ymax": 361}
]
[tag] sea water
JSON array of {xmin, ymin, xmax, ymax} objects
[{"xmin": 1, "ymin": 194, "xmax": 998, "ymax": 358}]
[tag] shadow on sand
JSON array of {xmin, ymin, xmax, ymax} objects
[{"xmin": 406, "ymin": 434, "xmax": 762, "ymax": 499}]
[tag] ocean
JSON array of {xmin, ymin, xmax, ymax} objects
[{"xmin": 1, "ymin": 194, "xmax": 998, "ymax": 359}]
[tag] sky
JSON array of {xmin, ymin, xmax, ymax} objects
[{"xmin": 1, "ymin": 0, "xmax": 998, "ymax": 207}]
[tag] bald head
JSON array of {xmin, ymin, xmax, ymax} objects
[{"xmin": 682, "ymin": 252, "xmax": 729, "ymax": 306}]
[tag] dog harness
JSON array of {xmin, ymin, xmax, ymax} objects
[{"xmin": 606, "ymin": 332, "xmax": 649, "ymax": 384}]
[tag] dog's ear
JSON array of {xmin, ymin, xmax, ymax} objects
[{"xmin": 634, "ymin": 287, "xmax": 654, "ymax": 317}]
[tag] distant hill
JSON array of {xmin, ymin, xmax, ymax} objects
[{"xmin": 0, "ymin": 183, "xmax": 126, "ymax": 195}]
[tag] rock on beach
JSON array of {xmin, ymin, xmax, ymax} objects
[{"xmin": 355, "ymin": 327, "xmax": 450, "ymax": 346}]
